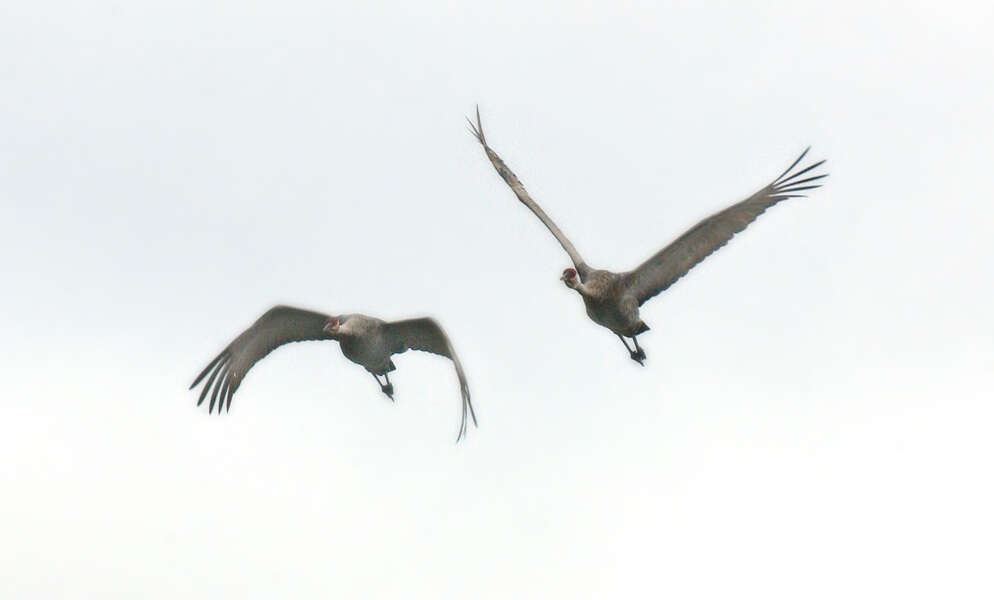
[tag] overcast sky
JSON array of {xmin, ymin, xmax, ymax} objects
[{"xmin": 2, "ymin": 1, "xmax": 992, "ymax": 598}]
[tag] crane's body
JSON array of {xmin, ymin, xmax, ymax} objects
[
  {"xmin": 572, "ymin": 269, "xmax": 648, "ymax": 338},
  {"xmin": 469, "ymin": 107, "xmax": 826, "ymax": 365},
  {"xmin": 335, "ymin": 314, "xmax": 397, "ymax": 375},
  {"xmin": 190, "ymin": 307, "xmax": 476, "ymax": 441}
]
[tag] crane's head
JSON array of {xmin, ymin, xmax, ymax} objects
[
  {"xmin": 322, "ymin": 316, "xmax": 340, "ymax": 335},
  {"xmin": 560, "ymin": 267, "xmax": 579, "ymax": 288}
]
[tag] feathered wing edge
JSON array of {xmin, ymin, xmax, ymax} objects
[
  {"xmin": 622, "ymin": 147, "xmax": 828, "ymax": 305},
  {"xmin": 384, "ymin": 317, "xmax": 478, "ymax": 442},
  {"xmin": 189, "ymin": 306, "xmax": 334, "ymax": 414},
  {"xmin": 449, "ymin": 353, "xmax": 476, "ymax": 443},
  {"xmin": 467, "ymin": 106, "xmax": 590, "ymax": 275}
]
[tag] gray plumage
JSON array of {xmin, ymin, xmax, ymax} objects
[
  {"xmin": 468, "ymin": 107, "xmax": 827, "ymax": 364},
  {"xmin": 190, "ymin": 306, "xmax": 476, "ymax": 441}
]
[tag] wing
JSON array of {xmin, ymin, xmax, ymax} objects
[
  {"xmin": 383, "ymin": 317, "xmax": 477, "ymax": 442},
  {"xmin": 622, "ymin": 148, "xmax": 827, "ymax": 305},
  {"xmin": 189, "ymin": 305, "xmax": 335, "ymax": 414},
  {"xmin": 468, "ymin": 107, "xmax": 589, "ymax": 274}
]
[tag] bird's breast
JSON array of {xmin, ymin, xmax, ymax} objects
[
  {"xmin": 581, "ymin": 291, "xmax": 641, "ymax": 335},
  {"xmin": 339, "ymin": 334, "xmax": 392, "ymax": 371}
]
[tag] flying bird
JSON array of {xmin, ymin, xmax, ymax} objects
[
  {"xmin": 190, "ymin": 306, "xmax": 477, "ymax": 441},
  {"xmin": 468, "ymin": 108, "xmax": 827, "ymax": 365}
]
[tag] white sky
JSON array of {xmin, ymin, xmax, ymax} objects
[{"xmin": 2, "ymin": 1, "xmax": 992, "ymax": 598}]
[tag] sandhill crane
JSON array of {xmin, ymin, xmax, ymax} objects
[
  {"xmin": 190, "ymin": 306, "xmax": 477, "ymax": 441},
  {"xmin": 468, "ymin": 108, "xmax": 827, "ymax": 365}
]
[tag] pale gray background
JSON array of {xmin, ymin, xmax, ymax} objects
[{"xmin": 2, "ymin": 1, "xmax": 992, "ymax": 598}]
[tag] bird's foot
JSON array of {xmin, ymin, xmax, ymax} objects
[
  {"xmin": 381, "ymin": 383, "xmax": 394, "ymax": 401},
  {"xmin": 630, "ymin": 349, "xmax": 646, "ymax": 366}
]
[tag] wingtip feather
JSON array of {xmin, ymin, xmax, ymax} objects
[
  {"xmin": 475, "ymin": 105, "xmax": 486, "ymax": 145},
  {"xmin": 190, "ymin": 352, "xmax": 225, "ymax": 389},
  {"xmin": 774, "ymin": 147, "xmax": 811, "ymax": 184},
  {"xmin": 196, "ymin": 358, "xmax": 227, "ymax": 407},
  {"xmin": 777, "ymin": 184, "xmax": 822, "ymax": 194}
]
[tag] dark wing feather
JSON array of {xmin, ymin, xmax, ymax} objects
[
  {"xmin": 622, "ymin": 148, "xmax": 827, "ymax": 305},
  {"xmin": 468, "ymin": 107, "xmax": 589, "ymax": 275},
  {"xmin": 189, "ymin": 305, "xmax": 335, "ymax": 413},
  {"xmin": 383, "ymin": 317, "xmax": 477, "ymax": 442}
]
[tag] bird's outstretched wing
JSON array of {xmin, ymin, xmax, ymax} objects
[
  {"xmin": 622, "ymin": 148, "xmax": 827, "ymax": 305},
  {"xmin": 189, "ymin": 305, "xmax": 334, "ymax": 414},
  {"xmin": 468, "ymin": 106, "xmax": 589, "ymax": 274},
  {"xmin": 384, "ymin": 317, "xmax": 477, "ymax": 441}
]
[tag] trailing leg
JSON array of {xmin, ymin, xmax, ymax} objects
[
  {"xmin": 618, "ymin": 334, "xmax": 645, "ymax": 366},
  {"xmin": 631, "ymin": 336, "xmax": 647, "ymax": 364},
  {"xmin": 383, "ymin": 372, "xmax": 394, "ymax": 399},
  {"xmin": 371, "ymin": 372, "xmax": 394, "ymax": 401}
]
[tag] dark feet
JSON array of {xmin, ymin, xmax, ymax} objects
[
  {"xmin": 380, "ymin": 383, "xmax": 394, "ymax": 401},
  {"xmin": 618, "ymin": 334, "xmax": 647, "ymax": 365}
]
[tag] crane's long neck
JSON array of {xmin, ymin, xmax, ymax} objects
[
  {"xmin": 577, "ymin": 281, "xmax": 599, "ymax": 299},
  {"xmin": 565, "ymin": 277, "xmax": 594, "ymax": 298}
]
